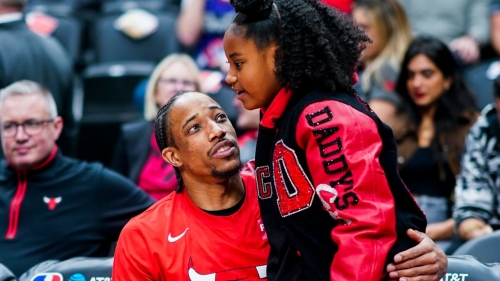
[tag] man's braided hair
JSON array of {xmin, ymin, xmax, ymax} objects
[{"xmin": 154, "ymin": 91, "xmax": 192, "ymax": 192}]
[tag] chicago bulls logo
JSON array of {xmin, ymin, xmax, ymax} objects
[
  {"xmin": 43, "ymin": 196, "xmax": 62, "ymax": 210},
  {"xmin": 187, "ymin": 258, "xmax": 266, "ymax": 281}
]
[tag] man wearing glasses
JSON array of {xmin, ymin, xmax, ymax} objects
[{"xmin": 0, "ymin": 80, "xmax": 155, "ymax": 277}]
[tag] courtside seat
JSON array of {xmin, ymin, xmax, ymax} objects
[
  {"xmin": 0, "ymin": 264, "xmax": 15, "ymax": 281},
  {"xmin": 445, "ymin": 255, "xmax": 500, "ymax": 281},
  {"xmin": 18, "ymin": 257, "xmax": 112, "ymax": 281},
  {"xmin": 453, "ymin": 230, "xmax": 500, "ymax": 263}
]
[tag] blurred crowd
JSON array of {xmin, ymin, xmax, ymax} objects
[{"xmin": 1, "ymin": 0, "xmax": 500, "ymax": 278}]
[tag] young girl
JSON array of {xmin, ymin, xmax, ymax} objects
[{"xmin": 224, "ymin": 0, "xmax": 427, "ymax": 280}]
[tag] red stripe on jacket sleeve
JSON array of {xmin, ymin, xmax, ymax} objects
[{"xmin": 296, "ymin": 100, "xmax": 397, "ymax": 280}]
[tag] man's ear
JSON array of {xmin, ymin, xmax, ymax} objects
[
  {"xmin": 52, "ymin": 116, "xmax": 63, "ymax": 141},
  {"xmin": 162, "ymin": 147, "xmax": 183, "ymax": 168}
]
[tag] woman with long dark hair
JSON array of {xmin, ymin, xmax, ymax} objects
[{"xmin": 391, "ymin": 36, "xmax": 479, "ymax": 252}]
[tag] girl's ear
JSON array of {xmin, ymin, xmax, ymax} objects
[
  {"xmin": 162, "ymin": 147, "xmax": 183, "ymax": 168},
  {"xmin": 267, "ymin": 43, "xmax": 279, "ymax": 71}
]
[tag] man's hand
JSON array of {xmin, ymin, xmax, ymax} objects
[
  {"xmin": 449, "ymin": 36, "xmax": 480, "ymax": 65},
  {"xmin": 458, "ymin": 218, "xmax": 493, "ymax": 241},
  {"xmin": 386, "ymin": 229, "xmax": 447, "ymax": 281}
]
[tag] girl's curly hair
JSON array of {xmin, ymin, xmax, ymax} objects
[{"xmin": 230, "ymin": 0, "xmax": 370, "ymax": 96}]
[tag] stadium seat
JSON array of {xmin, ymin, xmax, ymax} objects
[
  {"xmin": 26, "ymin": 12, "xmax": 84, "ymax": 64},
  {"xmin": 81, "ymin": 60, "xmax": 154, "ymax": 123},
  {"xmin": 76, "ymin": 60, "xmax": 154, "ymax": 165},
  {"xmin": 452, "ymin": 230, "xmax": 500, "ymax": 263},
  {"xmin": 0, "ymin": 263, "xmax": 15, "ymax": 281},
  {"xmin": 445, "ymin": 255, "xmax": 500, "ymax": 281},
  {"xmin": 100, "ymin": 0, "xmax": 170, "ymax": 14},
  {"xmin": 18, "ymin": 257, "xmax": 112, "ymax": 281},
  {"xmin": 91, "ymin": 12, "xmax": 179, "ymax": 63}
]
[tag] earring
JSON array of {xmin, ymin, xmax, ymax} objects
[{"xmin": 444, "ymin": 84, "xmax": 450, "ymax": 91}]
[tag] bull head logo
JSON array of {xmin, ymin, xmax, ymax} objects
[
  {"xmin": 43, "ymin": 196, "xmax": 62, "ymax": 210},
  {"xmin": 187, "ymin": 257, "xmax": 267, "ymax": 281}
]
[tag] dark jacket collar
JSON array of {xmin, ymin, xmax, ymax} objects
[
  {"xmin": 0, "ymin": 18, "xmax": 27, "ymax": 30},
  {"xmin": 7, "ymin": 146, "xmax": 59, "ymax": 173}
]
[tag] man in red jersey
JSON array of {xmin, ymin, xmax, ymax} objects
[{"xmin": 113, "ymin": 91, "xmax": 447, "ymax": 281}]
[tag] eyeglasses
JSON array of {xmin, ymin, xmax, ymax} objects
[
  {"xmin": 1, "ymin": 119, "xmax": 54, "ymax": 138},
  {"xmin": 158, "ymin": 78, "xmax": 196, "ymax": 88}
]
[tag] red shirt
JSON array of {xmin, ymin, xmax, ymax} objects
[{"xmin": 113, "ymin": 169, "xmax": 269, "ymax": 281}]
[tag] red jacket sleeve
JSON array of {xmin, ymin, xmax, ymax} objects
[
  {"xmin": 112, "ymin": 219, "xmax": 155, "ymax": 281},
  {"xmin": 295, "ymin": 100, "xmax": 397, "ymax": 280}
]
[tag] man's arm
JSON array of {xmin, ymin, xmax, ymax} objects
[
  {"xmin": 97, "ymin": 168, "xmax": 155, "ymax": 239},
  {"xmin": 387, "ymin": 229, "xmax": 447, "ymax": 281},
  {"xmin": 466, "ymin": 0, "xmax": 489, "ymax": 46},
  {"xmin": 491, "ymin": 1, "xmax": 500, "ymax": 54},
  {"xmin": 453, "ymin": 116, "xmax": 495, "ymax": 241},
  {"xmin": 176, "ymin": 0, "xmax": 206, "ymax": 47}
]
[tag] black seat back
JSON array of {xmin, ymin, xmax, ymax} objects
[
  {"xmin": 92, "ymin": 12, "xmax": 179, "ymax": 63},
  {"xmin": 445, "ymin": 255, "xmax": 500, "ymax": 281},
  {"xmin": 453, "ymin": 230, "xmax": 500, "ymax": 263}
]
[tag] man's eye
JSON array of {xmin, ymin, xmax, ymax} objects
[
  {"xmin": 2, "ymin": 124, "xmax": 15, "ymax": 130},
  {"xmin": 188, "ymin": 125, "xmax": 200, "ymax": 133},
  {"xmin": 25, "ymin": 121, "xmax": 39, "ymax": 128},
  {"xmin": 216, "ymin": 113, "xmax": 227, "ymax": 122}
]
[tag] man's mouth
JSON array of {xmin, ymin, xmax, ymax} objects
[{"xmin": 211, "ymin": 140, "xmax": 236, "ymax": 158}]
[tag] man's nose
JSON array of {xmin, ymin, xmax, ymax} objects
[
  {"xmin": 15, "ymin": 125, "xmax": 29, "ymax": 141},
  {"xmin": 208, "ymin": 121, "xmax": 226, "ymax": 141}
]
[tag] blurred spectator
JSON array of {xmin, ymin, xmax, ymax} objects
[
  {"xmin": 0, "ymin": 81, "xmax": 154, "ymax": 277},
  {"xmin": 233, "ymin": 98, "xmax": 259, "ymax": 165},
  {"xmin": 459, "ymin": 0, "xmax": 500, "ymax": 111},
  {"xmin": 493, "ymin": 0, "xmax": 500, "ymax": 54},
  {"xmin": 352, "ymin": 0, "xmax": 412, "ymax": 123},
  {"xmin": 399, "ymin": 0, "xmax": 489, "ymax": 65},
  {"xmin": 454, "ymin": 76, "xmax": 500, "ymax": 242},
  {"xmin": 0, "ymin": 0, "xmax": 75, "ymax": 156},
  {"xmin": 390, "ymin": 36, "xmax": 479, "ymax": 252},
  {"xmin": 112, "ymin": 54, "xmax": 202, "ymax": 200},
  {"xmin": 176, "ymin": 0, "xmax": 234, "ymax": 73}
]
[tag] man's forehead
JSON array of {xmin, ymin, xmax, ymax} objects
[
  {"xmin": 174, "ymin": 93, "xmax": 219, "ymax": 111},
  {"xmin": 170, "ymin": 93, "xmax": 221, "ymax": 120},
  {"xmin": 0, "ymin": 94, "xmax": 48, "ymax": 119}
]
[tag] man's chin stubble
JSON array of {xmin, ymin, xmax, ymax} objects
[{"xmin": 211, "ymin": 161, "xmax": 242, "ymax": 179}]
